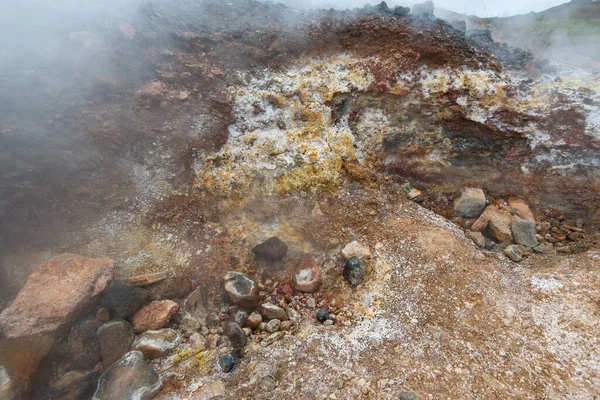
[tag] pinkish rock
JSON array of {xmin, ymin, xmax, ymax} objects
[
  {"xmin": 131, "ymin": 300, "xmax": 179, "ymax": 334},
  {"xmin": 0, "ymin": 253, "xmax": 115, "ymax": 338},
  {"xmin": 294, "ymin": 260, "xmax": 321, "ymax": 293},
  {"xmin": 245, "ymin": 312, "xmax": 262, "ymax": 329},
  {"xmin": 260, "ymin": 303, "xmax": 288, "ymax": 321},
  {"xmin": 341, "ymin": 241, "xmax": 371, "ymax": 260}
]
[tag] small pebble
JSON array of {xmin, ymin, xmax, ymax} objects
[
  {"xmin": 218, "ymin": 353, "xmax": 237, "ymax": 373},
  {"xmin": 316, "ymin": 308, "xmax": 329, "ymax": 322}
]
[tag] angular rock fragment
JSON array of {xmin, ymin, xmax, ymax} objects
[
  {"xmin": 227, "ymin": 322, "xmax": 247, "ymax": 349},
  {"xmin": 511, "ymin": 219, "xmax": 539, "ymax": 248},
  {"xmin": 286, "ymin": 307, "xmax": 301, "ymax": 324},
  {"xmin": 453, "ymin": 188, "xmax": 486, "ymax": 218},
  {"xmin": 132, "ymin": 329, "xmax": 179, "ymax": 359},
  {"xmin": 393, "ymin": 6, "xmax": 411, "ymax": 16},
  {"xmin": 132, "ymin": 300, "xmax": 179, "ymax": 334},
  {"xmin": 504, "ymin": 245, "xmax": 523, "ymax": 262},
  {"xmin": 266, "ymin": 319, "xmax": 281, "ymax": 333},
  {"xmin": 245, "ymin": 312, "xmax": 262, "ymax": 329},
  {"xmin": 252, "ymin": 237, "xmax": 288, "ymax": 261},
  {"xmin": 466, "ymin": 231, "xmax": 485, "ymax": 248},
  {"xmin": 508, "ymin": 196, "xmax": 535, "ymax": 222},
  {"xmin": 98, "ymin": 320, "xmax": 134, "ymax": 366},
  {"xmin": 92, "ymin": 351, "xmax": 162, "ymax": 400},
  {"xmin": 343, "ymin": 257, "xmax": 364, "ymax": 286},
  {"xmin": 224, "ymin": 272, "xmax": 259, "ymax": 309},
  {"xmin": 341, "ymin": 241, "xmax": 371, "ymax": 260},
  {"xmin": 102, "ymin": 283, "xmax": 150, "ymax": 318},
  {"xmin": 490, "ymin": 214, "xmax": 514, "ymax": 243},
  {"xmin": 0, "ymin": 253, "xmax": 115, "ymax": 339},
  {"xmin": 260, "ymin": 303, "xmax": 288, "ymax": 321},
  {"xmin": 294, "ymin": 259, "xmax": 321, "ymax": 293}
]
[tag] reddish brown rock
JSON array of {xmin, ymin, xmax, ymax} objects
[
  {"xmin": 508, "ymin": 196, "xmax": 535, "ymax": 222},
  {"xmin": 294, "ymin": 260, "xmax": 322, "ymax": 293},
  {"xmin": 0, "ymin": 253, "xmax": 115, "ymax": 339},
  {"xmin": 131, "ymin": 300, "xmax": 179, "ymax": 334}
]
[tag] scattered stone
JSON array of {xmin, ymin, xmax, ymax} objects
[
  {"xmin": 260, "ymin": 303, "xmax": 288, "ymax": 321},
  {"xmin": 323, "ymin": 319, "xmax": 334, "ymax": 326},
  {"xmin": 508, "ymin": 196, "xmax": 535, "ymax": 221},
  {"xmin": 132, "ymin": 329, "xmax": 179, "ymax": 359},
  {"xmin": 490, "ymin": 214, "xmax": 514, "ymax": 243},
  {"xmin": 266, "ymin": 319, "xmax": 281, "ymax": 333},
  {"xmin": 258, "ymin": 322, "xmax": 268, "ymax": 332},
  {"xmin": 286, "ymin": 308, "xmax": 301, "ymax": 324},
  {"xmin": 228, "ymin": 322, "xmax": 247, "ymax": 349},
  {"xmin": 0, "ymin": 366, "xmax": 20, "ymax": 400},
  {"xmin": 0, "ymin": 254, "xmax": 115, "ymax": 338},
  {"xmin": 224, "ymin": 272, "xmax": 259, "ymax": 309},
  {"xmin": 218, "ymin": 353, "xmax": 237, "ymax": 373},
  {"xmin": 511, "ymin": 219, "xmax": 539, "ymax": 248},
  {"xmin": 453, "ymin": 188, "xmax": 486, "ymax": 218},
  {"xmin": 245, "ymin": 312, "xmax": 262, "ymax": 329},
  {"xmin": 343, "ymin": 257, "xmax": 364, "ymax": 286},
  {"xmin": 399, "ymin": 392, "xmax": 419, "ymax": 400},
  {"xmin": 102, "ymin": 283, "xmax": 151, "ymax": 319},
  {"xmin": 92, "ymin": 351, "xmax": 161, "ymax": 400},
  {"xmin": 252, "ymin": 237, "xmax": 288, "ymax": 261},
  {"xmin": 207, "ymin": 334, "xmax": 220, "ymax": 348},
  {"xmin": 262, "ymin": 332, "xmax": 283, "ymax": 346},
  {"xmin": 189, "ymin": 333, "xmax": 206, "ymax": 351},
  {"xmin": 537, "ymin": 221, "xmax": 551, "ymax": 233},
  {"xmin": 97, "ymin": 320, "xmax": 134, "ymax": 366},
  {"xmin": 232, "ymin": 310, "xmax": 248, "ymax": 326},
  {"xmin": 96, "ymin": 308, "xmax": 110, "ymax": 322},
  {"xmin": 306, "ymin": 297, "xmax": 316, "ymax": 308},
  {"xmin": 261, "ymin": 376, "xmax": 277, "ymax": 392},
  {"xmin": 316, "ymin": 308, "xmax": 329, "ymax": 322},
  {"xmin": 341, "ymin": 241, "xmax": 371, "ymax": 260},
  {"xmin": 466, "ymin": 231, "xmax": 485, "ymax": 248},
  {"xmin": 132, "ymin": 300, "xmax": 179, "ymax": 334},
  {"xmin": 533, "ymin": 244, "xmax": 552, "ymax": 254},
  {"xmin": 294, "ymin": 260, "xmax": 322, "ymax": 293},
  {"xmin": 281, "ymin": 320, "xmax": 294, "ymax": 331},
  {"xmin": 504, "ymin": 245, "xmax": 523, "ymax": 262}
]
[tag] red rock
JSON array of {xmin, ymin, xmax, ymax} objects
[
  {"xmin": 294, "ymin": 260, "xmax": 322, "ymax": 293},
  {"xmin": 279, "ymin": 284, "xmax": 294, "ymax": 295},
  {"xmin": 0, "ymin": 253, "xmax": 115, "ymax": 338},
  {"xmin": 131, "ymin": 300, "xmax": 179, "ymax": 334}
]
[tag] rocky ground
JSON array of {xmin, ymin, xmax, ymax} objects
[{"xmin": 0, "ymin": 1, "xmax": 599, "ymax": 399}]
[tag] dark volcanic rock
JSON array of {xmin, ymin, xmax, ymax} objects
[
  {"xmin": 61, "ymin": 317, "xmax": 103, "ymax": 371},
  {"xmin": 218, "ymin": 353, "xmax": 237, "ymax": 373},
  {"xmin": 252, "ymin": 237, "xmax": 288, "ymax": 261},
  {"xmin": 97, "ymin": 319, "xmax": 134, "ymax": 366},
  {"xmin": 343, "ymin": 257, "xmax": 364, "ymax": 286},
  {"xmin": 377, "ymin": 1, "xmax": 391, "ymax": 13},
  {"xmin": 92, "ymin": 351, "xmax": 162, "ymax": 400},
  {"xmin": 393, "ymin": 6, "xmax": 411, "ymax": 16},
  {"xmin": 228, "ymin": 322, "xmax": 247, "ymax": 349},
  {"xmin": 102, "ymin": 283, "xmax": 151, "ymax": 319},
  {"xmin": 316, "ymin": 308, "xmax": 329, "ymax": 322}
]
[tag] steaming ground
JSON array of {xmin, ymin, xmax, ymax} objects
[{"xmin": 0, "ymin": 0, "xmax": 599, "ymax": 399}]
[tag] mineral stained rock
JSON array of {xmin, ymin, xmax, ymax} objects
[
  {"xmin": 131, "ymin": 300, "xmax": 179, "ymax": 334},
  {"xmin": 343, "ymin": 257, "xmax": 364, "ymax": 286},
  {"xmin": 453, "ymin": 188, "xmax": 487, "ymax": 219},
  {"xmin": 224, "ymin": 272, "xmax": 259, "ymax": 309}
]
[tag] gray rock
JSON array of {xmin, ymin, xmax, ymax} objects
[
  {"xmin": 393, "ymin": 6, "xmax": 410, "ymax": 16},
  {"xmin": 260, "ymin": 303, "xmax": 288, "ymax": 321},
  {"xmin": 62, "ymin": 317, "xmax": 103, "ymax": 370},
  {"xmin": 232, "ymin": 310, "xmax": 248, "ymax": 326},
  {"xmin": 453, "ymin": 188, "xmax": 486, "ymax": 218},
  {"xmin": 533, "ymin": 244, "xmax": 552, "ymax": 254},
  {"xmin": 343, "ymin": 257, "xmax": 364, "ymax": 286},
  {"xmin": 218, "ymin": 353, "xmax": 237, "ymax": 373},
  {"xmin": 323, "ymin": 319, "xmax": 334, "ymax": 326},
  {"xmin": 280, "ymin": 320, "xmax": 294, "ymax": 331},
  {"xmin": 286, "ymin": 308, "xmax": 301, "ymax": 324},
  {"xmin": 97, "ymin": 320, "xmax": 134, "ymax": 366},
  {"xmin": 0, "ymin": 366, "xmax": 20, "ymax": 400},
  {"xmin": 504, "ymin": 245, "xmax": 523, "ymax": 262},
  {"xmin": 132, "ymin": 329, "xmax": 179, "ymax": 359},
  {"xmin": 377, "ymin": 1, "xmax": 391, "ymax": 13},
  {"xmin": 511, "ymin": 219, "xmax": 539, "ymax": 248},
  {"xmin": 223, "ymin": 272, "xmax": 259, "ymax": 309},
  {"xmin": 412, "ymin": 0, "xmax": 434, "ymax": 15},
  {"xmin": 261, "ymin": 376, "xmax": 276, "ymax": 392},
  {"xmin": 266, "ymin": 319, "xmax": 281, "ymax": 333},
  {"xmin": 467, "ymin": 231, "xmax": 485, "ymax": 248},
  {"xmin": 227, "ymin": 322, "xmax": 247, "ymax": 349},
  {"xmin": 92, "ymin": 351, "xmax": 162, "ymax": 400},
  {"xmin": 102, "ymin": 283, "xmax": 150, "ymax": 318},
  {"xmin": 245, "ymin": 312, "xmax": 262, "ymax": 328},
  {"xmin": 252, "ymin": 237, "xmax": 288, "ymax": 261},
  {"xmin": 399, "ymin": 392, "xmax": 418, "ymax": 400}
]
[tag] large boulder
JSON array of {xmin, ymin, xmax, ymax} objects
[
  {"xmin": 453, "ymin": 188, "xmax": 486, "ymax": 218},
  {"xmin": 92, "ymin": 351, "xmax": 162, "ymax": 400},
  {"xmin": 511, "ymin": 219, "xmax": 539, "ymax": 248},
  {"xmin": 0, "ymin": 253, "xmax": 115, "ymax": 338}
]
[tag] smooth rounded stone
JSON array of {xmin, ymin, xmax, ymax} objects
[
  {"xmin": 258, "ymin": 322, "xmax": 268, "ymax": 332},
  {"xmin": 511, "ymin": 219, "xmax": 539, "ymax": 248},
  {"xmin": 228, "ymin": 322, "xmax": 247, "ymax": 349},
  {"xmin": 97, "ymin": 319, "xmax": 134, "ymax": 366},
  {"xmin": 286, "ymin": 308, "xmax": 301, "ymax": 324},
  {"xmin": 399, "ymin": 392, "xmax": 418, "ymax": 400},
  {"xmin": 489, "ymin": 214, "xmax": 513, "ymax": 243},
  {"xmin": 453, "ymin": 188, "xmax": 486, "ymax": 218},
  {"xmin": 260, "ymin": 303, "xmax": 288, "ymax": 321},
  {"xmin": 245, "ymin": 312, "xmax": 263, "ymax": 329},
  {"xmin": 504, "ymin": 245, "xmax": 523, "ymax": 262},
  {"xmin": 280, "ymin": 320, "xmax": 294, "ymax": 331},
  {"xmin": 466, "ymin": 231, "xmax": 485, "ymax": 248},
  {"xmin": 224, "ymin": 272, "xmax": 259, "ymax": 309},
  {"xmin": 102, "ymin": 283, "xmax": 150, "ymax": 319},
  {"xmin": 0, "ymin": 366, "xmax": 20, "ymax": 400},
  {"xmin": 251, "ymin": 237, "xmax": 288, "ymax": 261},
  {"xmin": 132, "ymin": 300, "xmax": 179, "ymax": 334},
  {"xmin": 266, "ymin": 319, "xmax": 281, "ymax": 333},
  {"xmin": 261, "ymin": 376, "xmax": 277, "ymax": 392},
  {"xmin": 343, "ymin": 257, "xmax": 364, "ymax": 286},
  {"xmin": 341, "ymin": 241, "xmax": 371, "ymax": 261},
  {"xmin": 294, "ymin": 260, "xmax": 322, "ymax": 293},
  {"xmin": 0, "ymin": 253, "xmax": 115, "ymax": 339},
  {"xmin": 92, "ymin": 351, "xmax": 162, "ymax": 400},
  {"xmin": 316, "ymin": 308, "xmax": 329, "ymax": 322},
  {"xmin": 218, "ymin": 353, "xmax": 237, "ymax": 373},
  {"xmin": 132, "ymin": 329, "xmax": 179, "ymax": 359}
]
